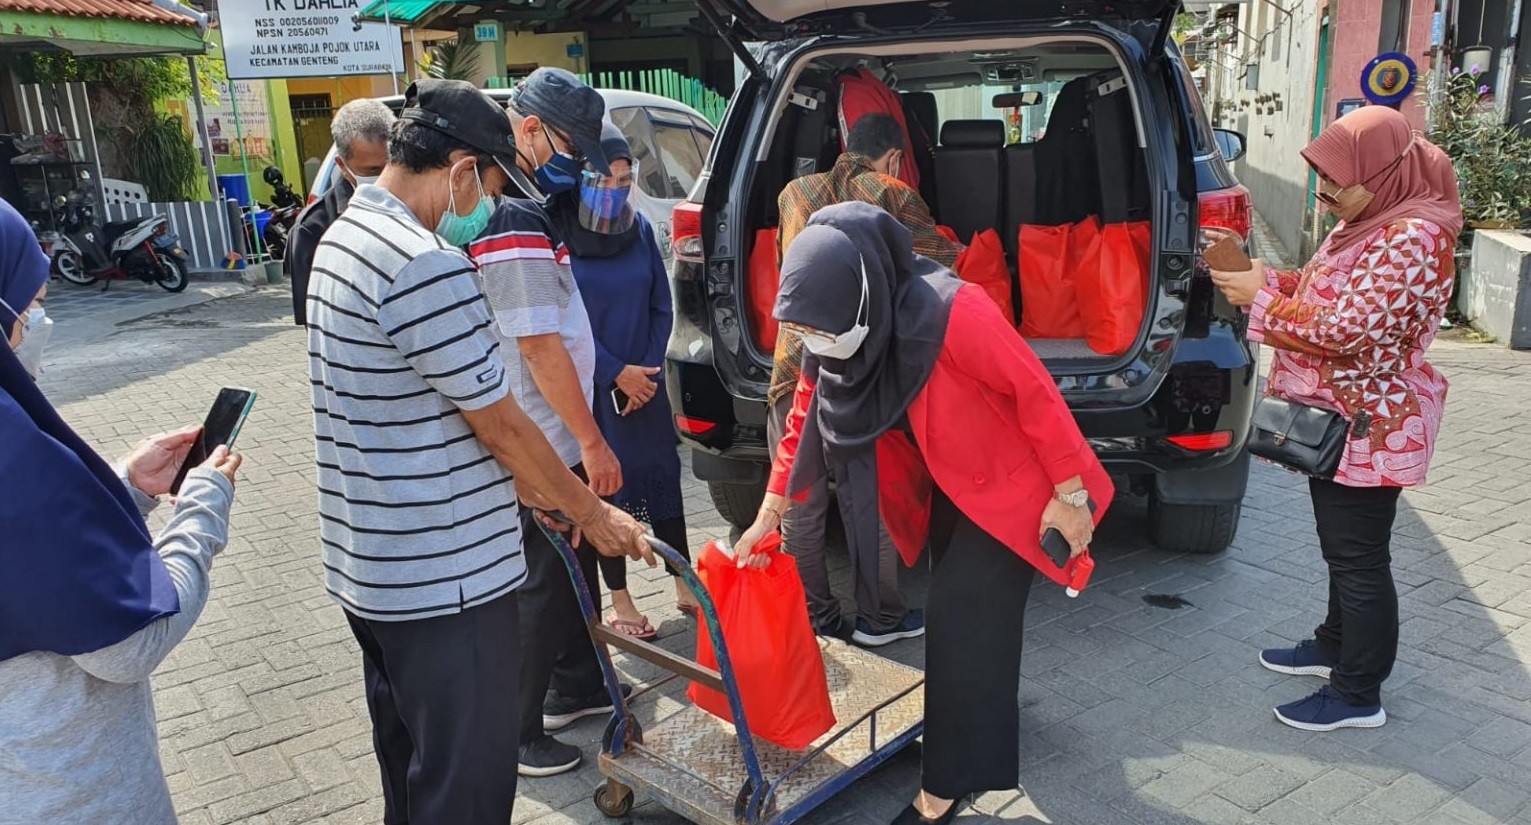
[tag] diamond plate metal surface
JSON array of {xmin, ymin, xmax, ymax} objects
[{"xmin": 603, "ymin": 639, "xmax": 924, "ymax": 825}]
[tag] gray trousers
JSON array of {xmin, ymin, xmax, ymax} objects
[{"xmin": 768, "ymin": 395, "xmax": 907, "ymax": 634}]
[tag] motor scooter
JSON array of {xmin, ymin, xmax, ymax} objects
[
  {"xmin": 255, "ymin": 165, "xmax": 303, "ymax": 260},
  {"xmin": 48, "ymin": 175, "xmax": 189, "ymax": 292}
]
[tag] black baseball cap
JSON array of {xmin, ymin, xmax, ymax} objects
[
  {"xmin": 509, "ymin": 67, "xmax": 611, "ymax": 175},
  {"xmin": 399, "ymin": 79, "xmax": 518, "ymax": 179}
]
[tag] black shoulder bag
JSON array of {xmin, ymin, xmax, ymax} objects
[{"xmin": 1247, "ymin": 397, "xmax": 1370, "ymax": 480}]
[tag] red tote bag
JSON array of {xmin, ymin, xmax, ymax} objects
[
  {"xmin": 1018, "ymin": 221, "xmax": 1091, "ymax": 339},
  {"xmin": 1077, "ymin": 221, "xmax": 1150, "ymax": 355},
  {"xmin": 954, "ymin": 229, "xmax": 1015, "ymax": 325},
  {"xmin": 689, "ymin": 535, "xmax": 836, "ymax": 750},
  {"xmin": 747, "ymin": 228, "xmax": 783, "ymax": 354}
]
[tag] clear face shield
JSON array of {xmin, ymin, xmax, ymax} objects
[{"xmin": 577, "ymin": 161, "xmax": 637, "ymax": 235}]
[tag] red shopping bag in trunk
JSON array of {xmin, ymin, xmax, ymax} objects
[
  {"xmin": 747, "ymin": 228, "xmax": 782, "ymax": 354},
  {"xmin": 1018, "ymin": 221, "xmax": 1091, "ymax": 339},
  {"xmin": 954, "ymin": 229, "xmax": 1015, "ymax": 324},
  {"xmin": 689, "ymin": 534, "xmax": 836, "ymax": 750},
  {"xmin": 1077, "ymin": 221, "xmax": 1149, "ymax": 355}
]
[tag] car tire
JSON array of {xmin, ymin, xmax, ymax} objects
[
  {"xmin": 709, "ymin": 481, "xmax": 765, "ymax": 530},
  {"xmin": 1148, "ymin": 493, "xmax": 1240, "ymax": 554}
]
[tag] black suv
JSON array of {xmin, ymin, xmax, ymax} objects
[{"xmin": 666, "ymin": 0, "xmax": 1258, "ymax": 554}]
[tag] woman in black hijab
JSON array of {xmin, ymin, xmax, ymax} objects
[
  {"xmin": 549, "ymin": 124, "xmax": 697, "ymax": 638},
  {"xmin": 734, "ymin": 202, "xmax": 1113, "ymax": 824}
]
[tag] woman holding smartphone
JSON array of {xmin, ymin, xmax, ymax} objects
[
  {"xmin": 0, "ymin": 198, "xmax": 243, "ymax": 824},
  {"xmin": 551, "ymin": 124, "xmax": 697, "ymax": 637},
  {"xmin": 733, "ymin": 202, "xmax": 1112, "ymax": 825},
  {"xmin": 1206, "ymin": 106, "xmax": 1461, "ymax": 731}
]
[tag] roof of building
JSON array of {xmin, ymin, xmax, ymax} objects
[{"xmin": 0, "ymin": 0, "xmax": 199, "ymax": 27}]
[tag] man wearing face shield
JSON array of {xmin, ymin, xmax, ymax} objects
[
  {"xmin": 464, "ymin": 67, "xmax": 646, "ymax": 779},
  {"xmin": 286, "ymin": 98, "xmax": 394, "ymax": 326},
  {"xmin": 305, "ymin": 79, "xmax": 652, "ymax": 824}
]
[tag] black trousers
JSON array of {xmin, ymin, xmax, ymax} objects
[
  {"xmin": 598, "ymin": 514, "xmax": 692, "ymax": 590},
  {"xmin": 1309, "ymin": 477, "xmax": 1403, "ymax": 706},
  {"xmin": 922, "ymin": 492, "xmax": 1037, "ymax": 800},
  {"xmin": 346, "ymin": 593, "xmax": 521, "ymax": 825},
  {"xmin": 518, "ymin": 505, "xmax": 605, "ymax": 742}
]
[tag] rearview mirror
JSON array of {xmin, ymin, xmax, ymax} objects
[
  {"xmin": 1213, "ymin": 128, "xmax": 1246, "ymax": 162},
  {"xmin": 992, "ymin": 91, "xmax": 1043, "ymax": 108}
]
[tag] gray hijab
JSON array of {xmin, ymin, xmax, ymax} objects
[{"xmin": 774, "ymin": 202, "xmax": 961, "ymax": 616}]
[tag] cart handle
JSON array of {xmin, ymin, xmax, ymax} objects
[{"xmin": 533, "ymin": 517, "xmax": 771, "ymax": 804}]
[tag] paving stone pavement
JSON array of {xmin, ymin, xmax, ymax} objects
[{"xmin": 33, "ymin": 285, "xmax": 1531, "ymax": 825}]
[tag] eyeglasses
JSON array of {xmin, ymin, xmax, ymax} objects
[{"xmin": 549, "ymin": 128, "xmax": 584, "ymax": 164}]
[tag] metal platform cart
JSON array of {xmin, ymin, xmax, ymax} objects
[{"xmin": 538, "ymin": 525, "xmax": 925, "ymax": 825}]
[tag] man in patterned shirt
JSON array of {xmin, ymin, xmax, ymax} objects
[{"xmin": 766, "ymin": 113, "xmax": 961, "ymax": 647}]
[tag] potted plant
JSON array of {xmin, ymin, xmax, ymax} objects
[{"xmin": 1428, "ymin": 67, "xmax": 1531, "ymax": 233}]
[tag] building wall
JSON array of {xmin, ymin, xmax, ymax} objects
[
  {"xmin": 1200, "ymin": 0, "xmax": 1443, "ymax": 258},
  {"xmin": 590, "ymin": 35, "xmax": 704, "ymax": 78},
  {"xmin": 1326, "ymin": 0, "xmax": 1440, "ymax": 131},
  {"xmin": 1207, "ymin": 0, "xmax": 1328, "ymax": 258},
  {"xmin": 472, "ymin": 29, "xmax": 586, "ymax": 85}
]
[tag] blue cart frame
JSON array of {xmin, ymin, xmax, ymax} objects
[{"xmin": 538, "ymin": 525, "xmax": 926, "ymax": 825}]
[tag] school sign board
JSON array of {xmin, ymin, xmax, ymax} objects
[{"xmin": 219, "ymin": 0, "xmax": 403, "ymax": 80}]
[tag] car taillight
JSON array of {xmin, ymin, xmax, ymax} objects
[
  {"xmin": 671, "ymin": 201, "xmax": 704, "ymax": 264},
  {"xmin": 674, "ymin": 415, "xmax": 717, "ymax": 436},
  {"xmin": 1166, "ymin": 431, "xmax": 1234, "ymax": 451},
  {"xmin": 1198, "ymin": 185, "xmax": 1252, "ymax": 245}
]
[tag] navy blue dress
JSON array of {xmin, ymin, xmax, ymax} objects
[{"xmin": 572, "ymin": 215, "xmax": 684, "ymax": 524}]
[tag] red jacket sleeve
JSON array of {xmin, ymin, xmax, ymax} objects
[
  {"xmin": 767, "ymin": 370, "xmax": 817, "ymax": 498},
  {"xmin": 942, "ymin": 287, "xmax": 1090, "ymax": 486}
]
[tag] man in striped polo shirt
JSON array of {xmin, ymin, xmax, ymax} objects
[{"xmin": 306, "ymin": 79, "xmax": 651, "ymax": 825}]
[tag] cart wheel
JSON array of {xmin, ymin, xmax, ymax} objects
[{"xmin": 594, "ymin": 781, "xmax": 635, "ymax": 818}]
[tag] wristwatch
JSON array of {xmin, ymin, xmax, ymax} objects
[{"xmin": 1054, "ymin": 489, "xmax": 1091, "ymax": 508}]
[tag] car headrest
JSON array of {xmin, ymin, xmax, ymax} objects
[{"xmin": 940, "ymin": 119, "xmax": 1005, "ymax": 149}]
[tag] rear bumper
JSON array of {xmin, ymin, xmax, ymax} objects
[{"xmin": 671, "ymin": 331, "xmax": 1258, "ymax": 487}]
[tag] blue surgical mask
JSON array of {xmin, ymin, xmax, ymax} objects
[
  {"xmin": 437, "ymin": 164, "xmax": 493, "ymax": 247},
  {"xmin": 534, "ymin": 130, "xmax": 583, "ymax": 195}
]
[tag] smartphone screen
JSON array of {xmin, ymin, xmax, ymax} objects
[
  {"xmin": 170, "ymin": 387, "xmax": 256, "ymax": 494},
  {"xmin": 611, "ymin": 387, "xmax": 630, "ymax": 415}
]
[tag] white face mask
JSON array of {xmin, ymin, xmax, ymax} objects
[
  {"xmin": 354, "ymin": 175, "xmax": 380, "ymax": 187},
  {"xmin": 799, "ymin": 259, "xmax": 870, "ymax": 360},
  {"xmin": 3, "ymin": 296, "xmax": 50, "ymax": 379}
]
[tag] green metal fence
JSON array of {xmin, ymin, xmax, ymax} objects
[{"xmin": 488, "ymin": 68, "xmax": 728, "ymax": 125}]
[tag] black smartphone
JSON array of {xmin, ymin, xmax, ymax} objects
[
  {"xmin": 170, "ymin": 387, "xmax": 256, "ymax": 494},
  {"xmin": 1042, "ymin": 499, "xmax": 1098, "ymax": 568},
  {"xmin": 611, "ymin": 387, "xmax": 630, "ymax": 415}
]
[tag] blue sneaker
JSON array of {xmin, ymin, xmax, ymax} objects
[
  {"xmin": 852, "ymin": 609, "xmax": 926, "ymax": 648},
  {"xmin": 1274, "ymin": 685, "xmax": 1386, "ymax": 731},
  {"xmin": 1260, "ymin": 639, "xmax": 1337, "ymax": 679}
]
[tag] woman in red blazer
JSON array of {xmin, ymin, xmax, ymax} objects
[{"xmin": 733, "ymin": 202, "xmax": 1113, "ymax": 825}]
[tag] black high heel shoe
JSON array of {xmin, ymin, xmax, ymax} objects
[{"xmin": 890, "ymin": 794, "xmax": 971, "ymax": 825}]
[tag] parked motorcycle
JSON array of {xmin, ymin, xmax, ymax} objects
[
  {"xmin": 48, "ymin": 176, "xmax": 189, "ymax": 293},
  {"xmin": 258, "ymin": 165, "xmax": 303, "ymax": 261}
]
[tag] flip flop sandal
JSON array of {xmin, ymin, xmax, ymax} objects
[{"xmin": 606, "ymin": 615, "xmax": 658, "ymax": 640}]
